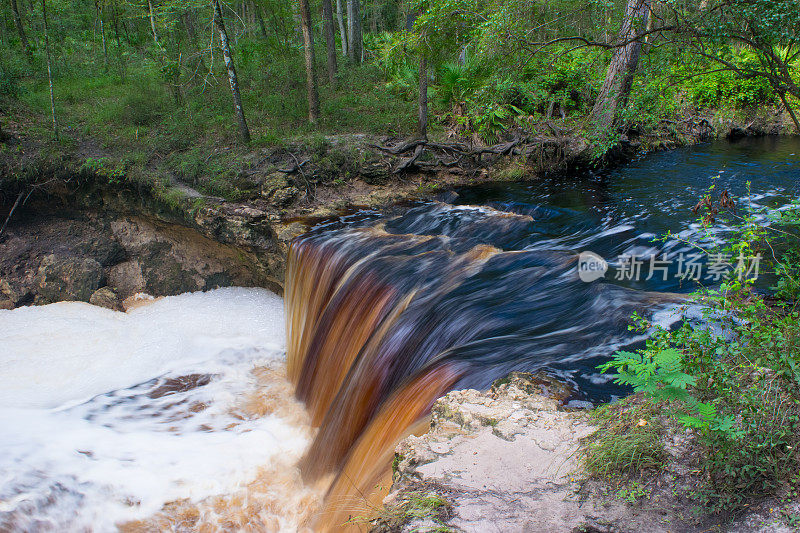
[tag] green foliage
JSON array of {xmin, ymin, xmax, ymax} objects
[
  {"xmin": 80, "ymin": 156, "xmax": 127, "ymax": 184},
  {"xmin": 434, "ymin": 60, "xmax": 488, "ymax": 108},
  {"xmin": 769, "ymin": 206, "xmax": 800, "ymax": 300},
  {"xmin": 683, "ymin": 49, "xmax": 776, "ymax": 109},
  {"xmin": 385, "ymin": 64, "xmax": 420, "ymax": 100},
  {"xmin": 0, "ymin": 61, "xmax": 21, "ymax": 100},
  {"xmin": 581, "ymin": 395, "xmax": 667, "ymax": 479},
  {"xmin": 614, "ymin": 481, "xmax": 652, "ymax": 503},
  {"xmin": 470, "ymin": 104, "xmax": 511, "ymax": 143},
  {"xmin": 598, "ymin": 194, "xmax": 800, "ymax": 510},
  {"xmin": 367, "ymin": 489, "xmax": 454, "ymax": 532},
  {"xmin": 118, "ymin": 79, "xmax": 171, "ymax": 126}
]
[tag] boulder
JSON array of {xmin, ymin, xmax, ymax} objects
[
  {"xmin": 108, "ymin": 260, "xmax": 146, "ymax": 298},
  {"xmin": 34, "ymin": 255, "xmax": 104, "ymax": 303},
  {"xmin": 89, "ymin": 286, "xmax": 123, "ymax": 311}
]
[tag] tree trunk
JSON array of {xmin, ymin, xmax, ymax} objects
[
  {"xmin": 298, "ymin": 0, "xmax": 320, "ymax": 122},
  {"xmin": 418, "ymin": 55, "xmax": 427, "ymax": 139},
  {"xmin": 111, "ymin": 0, "xmax": 125, "ymax": 80},
  {"xmin": 10, "ymin": 0, "xmax": 30, "ymax": 56},
  {"xmin": 212, "ymin": 0, "xmax": 251, "ymax": 143},
  {"xmin": 775, "ymin": 88, "xmax": 800, "ymax": 134},
  {"xmin": 346, "ymin": 0, "xmax": 362, "ymax": 62},
  {"xmin": 336, "ymin": 0, "xmax": 347, "ymax": 56},
  {"xmin": 95, "ymin": 0, "xmax": 109, "ymax": 71},
  {"xmin": 321, "ymin": 0, "xmax": 337, "ymax": 83},
  {"xmin": 252, "ymin": 0, "xmax": 268, "ymax": 39},
  {"xmin": 42, "ymin": 0, "xmax": 58, "ymax": 140},
  {"xmin": 588, "ymin": 0, "xmax": 650, "ymax": 129},
  {"xmin": 147, "ymin": 0, "xmax": 159, "ymax": 45}
]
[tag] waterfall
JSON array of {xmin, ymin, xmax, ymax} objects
[{"xmin": 284, "ymin": 204, "xmax": 681, "ymax": 529}]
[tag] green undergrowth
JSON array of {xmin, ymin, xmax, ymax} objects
[
  {"xmin": 357, "ymin": 487, "xmax": 454, "ymax": 533},
  {"xmin": 584, "ymin": 190, "xmax": 800, "ymax": 512},
  {"xmin": 581, "ymin": 395, "xmax": 669, "ymax": 481}
]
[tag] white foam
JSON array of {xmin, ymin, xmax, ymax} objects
[{"xmin": 0, "ymin": 288, "xmax": 308, "ymax": 531}]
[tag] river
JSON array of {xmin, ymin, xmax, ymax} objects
[{"xmin": 2, "ymin": 137, "xmax": 799, "ymax": 531}]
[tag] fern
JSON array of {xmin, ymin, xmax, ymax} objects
[{"xmin": 600, "ymin": 348, "xmax": 729, "ymax": 433}]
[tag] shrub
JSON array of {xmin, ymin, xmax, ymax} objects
[
  {"xmin": 582, "ymin": 396, "xmax": 668, "ymax": 480},
  {"xmin": 597, "ymin": 193, "xmax": 800, "ymax": 510},
  {"xmin": 685, "ymin": 48, "xmax": 775, "ymax": 109}
]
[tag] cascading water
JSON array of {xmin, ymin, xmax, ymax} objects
[
  {"xmin": 286, "ymin": 136, "xmax": 800, "ymax": 529},
  {"xmin": 2, "ymin": 137, "xmax": 799, "ymax": 532},
  {"xmin": 285, "ymin": 209, "xmax": 683, "ymax": 528}
]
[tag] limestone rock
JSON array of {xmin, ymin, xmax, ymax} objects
[
  {"xmin": 34, "ymin": 255, "xmax": 104, "ymax": 303},
  {"xmin": 89, "ymin": 286, "xmax": 123, "ymax": 311},
  {"xmin": 386, "ymin": 372, "xmax": 682, "ymax": 533},
  {"xmin": 108, "ymin": 260, "xmax": 146, "ymax": 298}
]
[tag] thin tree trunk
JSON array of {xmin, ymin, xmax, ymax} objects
[
  {"xmin": 10, "ymin": 0, "xmax": 29, "ymax": 56},
  {"xmin": 588, "ymin": 0, "xmax": 650, "ymax": 129},
  {"xmin": 298, "ymin": 0, "xmax": 320, "ymax": 122},
  {"xmin": 346, "ymin": 0, "xmax": 362, "ymax": 62},
  {"xmin": 42, "ymin": 0, "xmax": 58, "ymax": 140},
  {"xmin": 252, "ymin": 0, "xmax": 268, "ymax": 38},
  {"xmin": 95, "ymin": 0, "xmax": 109, "ymax": 71},
  {"xmin": 147, "ymin": 0, "xmax": 159, "ymax": 45},
  {"xmin": 212, "ymin": 0, "xmax": 251, "ymax": 143},
  {"xmin": 336, "ymin": 0, "xmax": 347, "ymax": 56},
  {"xmin": 111, "ymin": 0, "xmax": 125, "ymax": 80},
  {"xmin": 321, "ymin": 0, "xmax": 337, "ymax": 83},
  {"xmin": 418, "ymin": 54, "xmax": 427, "ymax": 139}
]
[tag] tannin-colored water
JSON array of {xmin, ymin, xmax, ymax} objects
[{"xmin": 2, "ymin": 137, "xmax": 799, "ymax": 531}]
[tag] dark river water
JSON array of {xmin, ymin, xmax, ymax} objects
[
  {"xmin": 455, "ymin": 136, "xmax": 800, "ymax": 294},
  {"xmin": 300, "ymin": 137, "xmax": 800, "ymax": 403}
]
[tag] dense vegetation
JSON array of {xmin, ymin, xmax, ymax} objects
[
  {"xmin": 588, "ymin": 192, "xmax": 800, "ymax": 515},
  {"xmin": 1, "ymin": 0, "xmax": 798, "ymax": 165}
]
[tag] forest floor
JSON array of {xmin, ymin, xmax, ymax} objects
[{"xmin": 2, "ymin": 98, "xmax": 793, "ymax": 222}]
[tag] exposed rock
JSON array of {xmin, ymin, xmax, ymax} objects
[
  {"xmin": 259, "ymin": 171, "xmax": 290, "ymax": 198},
  {"xmin": 34, "ymin": 255, "xmax": 104, "ymax": 303},
  {"xmin": 0, "ymin": 207, "xmax": 279, "ymax": 308},
  {"xmin": 271, "ymin": 186, "xmax": 301, "ymax": 207},
  {"xmin": 275, "ymin": 221, "xmax": 309, "ymax": 244},
  {"xmin": 89, "ymin": 286, "xmax": 123, "ymax": 311},
  {"xmin": 0, "ymin": 279, "xmax": 31, "ymax": 307},
  {"xmin": 385, "ymin": 373, "xmax": 713, "ymax": 533},
  {"xmin": 108, "ymin": 216, "xmax": 270, "ymax": 298},
  {"xmin": 108, "ymin": 260, "xmax": 146, "ymax": 297}
]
